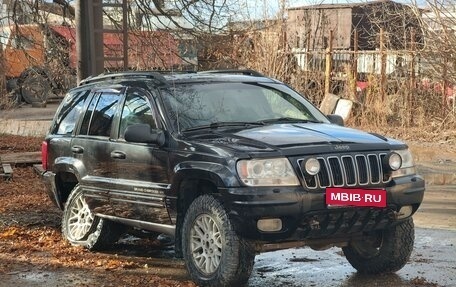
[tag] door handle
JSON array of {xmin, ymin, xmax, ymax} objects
[
  {"xmin": 110, "ymin": 151, "xmax": 126, "ymax": 159},
  {"xmin": 71, "ymin": 145, "xmax": 84, "ymax": 154}
]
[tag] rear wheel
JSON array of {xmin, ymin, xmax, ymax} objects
[
  {"xmin": 62, "ymin": 185, "xmax": 124, "ymax": 250},
  {"xmin": 182, "ymin": 194, "xmax": 255, "ymax": 287},
  {"xmin": 343, "ymin": 218, "xmax": 414, "ymax": 274}
]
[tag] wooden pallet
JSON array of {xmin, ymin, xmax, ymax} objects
[{"xmin": 0, "ymin": 151, "xmax": 41, "ymax": 165}]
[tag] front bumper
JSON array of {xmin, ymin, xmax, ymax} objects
[{"xmin": 220, "ymin": 174, "xmax": 425, "ymax": 242}]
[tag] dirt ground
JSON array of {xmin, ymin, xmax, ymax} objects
[
  {"xmin": 0, "ymin": 134, "xmax": 455, "ymax": 287},
  {"xmin": 0, "ymin": 135, "xmax": 196, "ymax": 287}
]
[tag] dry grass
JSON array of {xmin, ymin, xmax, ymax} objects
[{"xmin": 0, "ymin": 92, "xmax": 20, "ymax": 110}]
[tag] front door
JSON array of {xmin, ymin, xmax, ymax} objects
[{"xmin": 109, "ymin": 88, "xmax": 171, "ymax": 224}]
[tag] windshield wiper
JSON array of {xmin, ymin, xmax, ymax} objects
[
  {"xmin": 182, "ymin": 121, "xmax": 265, "ymax": 132},
  {"xmin": 260, "ymin": 117, "xmax": 322, "ymax": 124}
]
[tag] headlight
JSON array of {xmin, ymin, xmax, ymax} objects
[
  {"xmin": 237, "ymin": 158, "xmax": 300, "ymax": 186},
  {"xmin": 391, "ymin": 149, "xmax": 416, "ymax": 178}
]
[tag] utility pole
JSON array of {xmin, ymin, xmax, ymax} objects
[
  {"xmin": 324, "ymin": 30, "xmax": 333, "ymax": 95},
  {"xmin": 76, "ymin": 0, "xmax": 104, "ymax": 83},
  {"xmin": 380, "ymin": 28, "xmax": 386, "ymax": 102},
  {"xmin": 0, "ymin": 42, "xmax": 5, "ymax": 97},
  {"xmin": 76, "ymin": 0, "xmax": 129, "ymax": 83}
]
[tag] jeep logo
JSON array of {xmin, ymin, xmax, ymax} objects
[{"xmin": 334, "ymin": 145, "xmax": 350, "ymax": 151}]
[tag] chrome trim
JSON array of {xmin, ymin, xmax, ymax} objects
[
  {"xmin": 379, "ymin": 152, "xmax": 389, "ymax": 181},
  {"xmin": 355, "ymin": 154, "xmax": 369, "ymax": 185},
  {"xmin": 316, "ymin": 157, "xmax": 326, "ymax": 188},
  {"xmin": 341, "ymin": 155, "xmax": 357, "ymax": 187},
  {"xmin": 298, "ymin": 153, "xmax": 390, "ymax": 189},
  {"xmin": 327, "ymin": 156, "xmax": 344, "ymax": 187},
  {"xmin": 368, "ymin": 153, "xmax": 380, "ymax": 184}
]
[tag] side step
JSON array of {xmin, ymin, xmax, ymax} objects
[{"xmin": 96, "ymin": 214, "xmax": 176, "ymax": 237}]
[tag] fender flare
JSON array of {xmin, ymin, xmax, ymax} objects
[
  {"xmin": 51, "ymin": 157, "xmax": 87, "ymax": 207},
  {"xmin": 170, "ymin": 161, "xmax": 240, "ymax": 258},
  {"xmin": 170, "ymin": 161, "xmax": 240, "ymax": 195}
]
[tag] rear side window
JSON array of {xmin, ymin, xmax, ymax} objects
[
  {"xmin": 80, "ymin": 92, "xmax": 120, "ymax": 137},
  {"xmin": 54, "ymin": 90, "xmax": 89, "ymax": 135}
]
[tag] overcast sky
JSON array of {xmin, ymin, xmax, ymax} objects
[{"xmin": 242, "ymin": 0, "xmax": 431, "ymax": 19}]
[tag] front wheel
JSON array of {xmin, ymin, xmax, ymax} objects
[
  {"xmin": 62, "ymin": 185, "xmax": 124, "ymax": 250},
  {"xmin": 182, "ymin": 195, "xmax": 255, "ymax": 287},
  {"xmin": 343, "ymin": 217, "xmax": 414, "ymax": 274}
]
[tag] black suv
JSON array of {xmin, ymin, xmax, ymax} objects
[{"xmin": 42, "ymin": 70, "xmax": 424, "ymax": 286}]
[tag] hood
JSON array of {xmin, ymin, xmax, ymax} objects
[
  {"xmin": 236, "ymin": 123, "xmax": 388, "ymax": 146},
  {"xmin": 187, "ymin": 123, "xmax": 396, "ymax": 153}
]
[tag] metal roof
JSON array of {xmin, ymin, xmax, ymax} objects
[{"xmin": 287, "ymin": 0, "xmax": 398, "ymax": 11}]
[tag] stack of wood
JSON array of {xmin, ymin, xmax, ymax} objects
[{"xmin": 0, "ymin": 151, "xmax": 42, "ymax": 180}]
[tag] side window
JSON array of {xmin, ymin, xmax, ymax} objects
[
  {"xmin": 264, "ymin": 90, "xmax": 311, "ymax": 120},
  {"xmin": 55, "ymin": 90, "xmax": 88, "ymax": 135},
  {"xmin": 80, "ymin": 92, "xmax": 120, "ymax": 137},
  {"xmin": 119, "ymin": 91, "xmax": 156, "ymax": 138}
]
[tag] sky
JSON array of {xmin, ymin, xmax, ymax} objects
[{"xmin": 243, "ymin": 0, "xmax": 431, "ymax": 19}]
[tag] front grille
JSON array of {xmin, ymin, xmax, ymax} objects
[{"xmin": 298, "ymin": 153, "xmax": 389, "ymax": 189}]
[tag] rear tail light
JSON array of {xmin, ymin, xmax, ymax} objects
[{"xmin": 41, "ymin": 141, "xmax": 48, "ymax": 170}]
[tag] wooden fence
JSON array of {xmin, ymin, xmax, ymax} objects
[{"xmin": 290, "ymin": 29, "xmax": 452, "ymax": 112}]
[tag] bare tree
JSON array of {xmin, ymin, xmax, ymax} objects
[{"xmin": 411, "ymin": 0, "xmax": 456, "ymax": 83}]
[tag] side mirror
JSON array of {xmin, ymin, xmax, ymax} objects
[
  {"xmin": 124, "ymin": 124, "xmax": 166, "ymax": 146},
  {"xmin": 327, "ymin": 114, "xmax": 344, "ymax": 126}
]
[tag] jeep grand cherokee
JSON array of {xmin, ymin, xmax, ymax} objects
[{"xmin": 42, "ymin": 70, "xmax": 425, "ymax": 286}]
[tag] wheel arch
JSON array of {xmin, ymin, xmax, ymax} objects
[
  {"xmin": 54, "ymin": 171, "xmax": 79, "ymax": 209},
  {"xmin": 52, "ymin": 161, "xmax": 84, "ymax": 209},
  {"xmin": 171, "ymin": 166, "xmax": 232, "ymax": 258}
]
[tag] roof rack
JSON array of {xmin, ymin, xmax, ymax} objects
[
  {"xmin": 79, "ymin": 71, "xmax": 168, "ymax": 86},
  {"xmin": 199, "ymin": 69, "xmax": 265, "ymax": 77}
]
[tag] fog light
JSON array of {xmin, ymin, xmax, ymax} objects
[
  {"xmin": 385, "ymin": 152, "xmax": 402, "ymax": 171},
  {"xmin": 303, "ymin": 158, "xmax": 320, "ymax": 176},
  {"xmin": 257, "ymin": 218, "xmax": 282, "ymax": 232},
  {"xmin": 397, "ymin": 205, "xmax": 413, "ymax": 219}
]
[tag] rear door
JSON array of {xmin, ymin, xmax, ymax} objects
[{"xmin": 71, "ymin": 88, "xmax": 123, "ymax": 216}]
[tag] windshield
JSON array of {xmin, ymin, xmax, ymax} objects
[{"xmin": 161, "ymin": 82, "xmax": 329, "ymax": 131}]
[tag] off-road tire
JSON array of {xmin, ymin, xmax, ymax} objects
[
  {"xmin": 343, "ymin": 217, "xmax": 414, "ymax": 274},
  {"xmin": 62, "ymin": 185, "xmax": 124, "ymax": 251},
  {"xmin": 182, "ymin": 194, "xmax": 256, "ymax": 287}
]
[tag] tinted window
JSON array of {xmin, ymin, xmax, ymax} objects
[
  {"xmin": 119, "ymin": 91, "xmax": 155, "ymax": 138},
  {"xmin": 54, "ymin": 90, "xmax": 88, "ymax": 135},
  {"xmin": 80, "ymin": 92, "xmax": 120, "ymax": 137}
]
